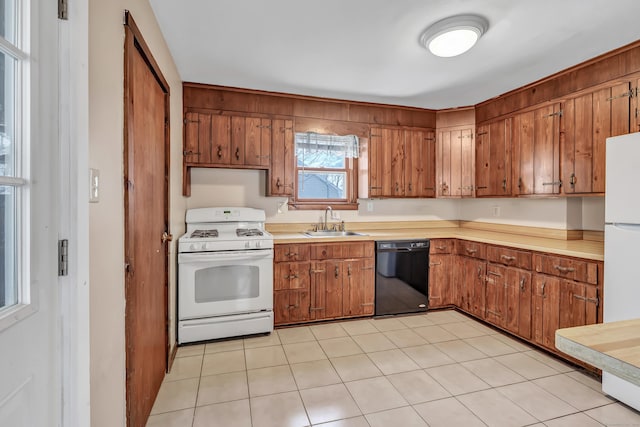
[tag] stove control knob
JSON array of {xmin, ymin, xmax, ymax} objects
[
  {"xmin": 190, "ymin": 244, "xmax": 198, "ymax": 251},
  {"xmin": 245, "ymin": 241, "xmax": 250, "ymax": 249},
  {"xmin": 256, "ymin": 241, "xmax": 262, "ymax": 248},
  {"xmin": 202, "ymin": 243, "xmax": 208, "ymax": 251}
]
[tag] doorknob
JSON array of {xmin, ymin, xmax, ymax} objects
[{"xmin": 161, "ymin": 231, "xmax": 173, "ymax": 243}]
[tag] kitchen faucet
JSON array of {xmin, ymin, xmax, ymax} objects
[{"xmin": 324, "ymin": 206, "xmax": 332, "ymax": 230}]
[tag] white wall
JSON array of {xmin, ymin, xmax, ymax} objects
[
  {"xmin": 188, "ymin": 168, "xmax": 605, "ymax": 230},
  {"xmin": 582, "ymin": 197, "xmax": 606, "ymax": 231},
  {"xmin": 89, "ymin": 1, "xmax": 185, "ymax": 425}
]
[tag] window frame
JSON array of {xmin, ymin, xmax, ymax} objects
[
  {"xmin": 291, "ymin": 132, "xmax": 359, "ymax": 210},
  {"xmin": 0, "ymin": 0, "xmax": 32, "ymax": 330}
]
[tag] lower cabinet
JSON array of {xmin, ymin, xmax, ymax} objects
[
  {"xmin": 428, "ymin": 239, "xmax": 455, "ymax": 308},
  {"xmin": 275, "ymin": 241, "xmax": 374, "ymax": 326}
]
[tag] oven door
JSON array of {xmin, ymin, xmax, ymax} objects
[{"xmin": 178, "ymin": 249, "xmax": 273, "ymax": 320}]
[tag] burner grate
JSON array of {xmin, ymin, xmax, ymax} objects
[
  {"xmin": 191, "ymin": 229, "xmax": 219, "ymax": 238},
  {"xmin": 236, "ymin": 228, "xmax": 264, "ymax": 237}
]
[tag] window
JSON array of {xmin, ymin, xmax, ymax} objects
[
  {"xmin": 294, "ymin": 132, "xmax": 359, "ymax": 209},
  {"xmin": 0, "ymin": 0, "xmax": 27, "ymax": 315}
]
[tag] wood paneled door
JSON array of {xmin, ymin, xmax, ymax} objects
[{"xmin": 123, "ymin": 13, "xmax": 170, "ymax": 427}]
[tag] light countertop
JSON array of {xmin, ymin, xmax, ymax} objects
[
  {"xmin": 556, "ymin": 319, "xmax": 640, "ymax": 386},
  {"xmin": 270, "ymin": 224, "xmax": 604, "ymax": 261}
]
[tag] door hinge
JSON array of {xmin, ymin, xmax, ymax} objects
[
  {"xmin": 58, "ymin": 0, "xmax": 68, "ymax": 20},
  {"xmin": 58, "ymin": 239, "xmax": 68, "ymax": 276}
]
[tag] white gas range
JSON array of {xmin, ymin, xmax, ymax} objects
[{"xmin": 177, "ymin": 207, "xmax": 274, "ymax": 344}]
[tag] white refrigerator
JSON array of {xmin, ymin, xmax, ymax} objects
[{"xmin": 603, "ymin": 132, "xmax": 640, "ymax": 410}]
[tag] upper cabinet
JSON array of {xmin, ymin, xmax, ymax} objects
[
  {"xmin": 512, "ymin": 103, "xmax": 562, "ymax": 196},
  {"xmin": 184, "ymin": 111, "xmax": 272, "ymax": 168},
  {"xmin": 367, "ymin": 126, "xmax": 436, "ymax": 198},
  {"xmin": 475, "ymin": 118, "xmax": 512, "ymax": 197},
  {"xmin": 561, "ymin": 82, "xmax": 631, "ymax": 194},
  {"xmin": 437, "ymin": 127, "xmax": 475, "ymax": 198}
]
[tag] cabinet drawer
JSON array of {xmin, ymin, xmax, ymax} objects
[
  {"xmin": 274, "ymin": 262, "xmax": 310, "ymax": 290},
  {"xmin": 533, "ymin": 254, "xmax": 598, "ymax": 284},
  {"xmin": 456, "ymin": 240, "xmax": 486, "ymax": 259},
  {"xmin": 275, "ymin": 244, "xmax": 310, "ymax": 262},
  {"xmin": 311, "ymin": 241, "xmax": 374, "ymax": 260},
  {"xmin": 430, "ymin": 239, "xmax": 455, "ymax": 254},
  {"xmin": 486, "ymin": 245, "xmax": 532, "ymax": 270}
]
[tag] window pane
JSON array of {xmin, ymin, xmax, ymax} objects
[
  {"xmin": 0, "ymin": 51, "xmax": 16, "ymax": 177},
  {"xmin": 298, "ymin": 171, "xmax": 346, "ymax": 199},
  {"xmin": 296, "ymin": 144, "xmax": 345, "ymax": 168},
  {"xmin": 0, "ymin": 0, "xmax": 16, "ymax": 44},
  {"xmin": 0, "ymin": 185, "xmax": 16, "ymax": 310}
]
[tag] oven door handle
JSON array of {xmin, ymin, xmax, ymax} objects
[{"xmin": 179, "ymin": 250, "xmax": 273, "ymax": 263}]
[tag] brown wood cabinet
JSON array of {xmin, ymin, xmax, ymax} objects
[
  {"xmin": 532, "ymin": 274, "xmax": 560, "ymax": 350},
  {"xmin": 275, "ymin": 241, "xmax": 374, "ymax": 325},
  {"xmin": 562, "ymin": 82, "xmax": 631, "ymax": 194},
  {"xmin": 268, "ymin": 119, "xmax": 295, "ymax": 196},
  {"xmin": 504, "ymin": 267, "xmax": 532, "ymax": 340},
  {"xmin": 512, "ymin": 103, "xmax": 562, "ymax": 195},
  {"xmin": 368, "ymin": 127, "xmax": 435, "ymax": 198},
  {"xmin": 437, "ymin": 128, "xmax": 475, "ymax": 197},
  {"xmin": 475, "ymin": 118, "xmax": 512, "ymax": 197},
  {"xmin": 428, "ymin": 239, "xmax": 455, "ymax": 308}
]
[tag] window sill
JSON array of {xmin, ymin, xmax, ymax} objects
[{"xmin": 288, "ymin": 201, "xmax": 359, "ymax": 211}]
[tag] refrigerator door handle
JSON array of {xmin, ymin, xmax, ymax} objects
[{"xmin": 611, "ymin": 223, "xmax": 640, "ymax": 233}]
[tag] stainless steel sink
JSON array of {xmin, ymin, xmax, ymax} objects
[{"xmin": 302, "ymin": 230, "xmax": 367, "ymax": 237}]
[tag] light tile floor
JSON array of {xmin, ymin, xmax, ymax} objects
[{"xmin": 147, "ymin": 310, "xmax": 640, "ymax": 427}]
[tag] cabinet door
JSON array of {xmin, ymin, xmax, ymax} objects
[
  {"xmin": 485, "ymin": 264, "xmax": 505, "ymax": 326},
  {"xmin": 437, "ymin": 128, "xmax": 474, "ymax": 197},
  {"xmin": 563, "ymin": 83, "xmax": 630, "ymax": 194},
  {"xmin": 513, "ymin": 104, "xmax": 561, "ymax": 195},
  {"xmin": 309, "ymin": 260, "xmax": 343, "ymax": 320},
  {"xmin": 208, "ymin": 115, "xmax": 232, "ymax": 165},
  {"xmin": 343, "ymin": 258, "xmax": 375, "ymax": 316},
  {"xmin": 559, "ymin": 280, "xmax": 599, "ymax": 329},
  {"xmin": 184, "ymin": 111, "xmax": 203, "ymax": 164},
  {"xmin": 428, "ymin": 254, "xmax": 452, "ymax": 308},
  {"xmin": 274, "ymin": 289, "xmax": 310, "ymax": 325},
  {"xmin": 244, "ymin": 117, "xmax": 272, "ymax": 167},
  {"xmin": 387, "ymin": 128, "xmax": 405, "ymax": 196},
  {"xmin": 476, "ymin": 119, "xmax": 511, "ymax": 197},
  {"xmin": 504, "ymin": 268, "xmax": 532, "ymax": 339},
  {"xmin": 269, "ymin": 119, "xmax": 294, "ymax": 196},
  {"xmin": 533, "ymin": 274, "xmax": 560, "ymax": 350},
  {"xmin": 405, "ymin": 129, "xmax": 436, "ymax": 198},
  {"xmin": 369, "ymin": 127, "xmax": 392, "ymax": 197},
  {"xmin": 463, "ymin": 257, "xmax": 486, "ymax": 317}
]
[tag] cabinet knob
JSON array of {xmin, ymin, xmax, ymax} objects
[
  {"xmin": 235, "ymin": 147, "xmax": 240, "ymax": 160},
  {"xmin": 217, "ymin": 145, "xmax": 223, "ymax": 158}
]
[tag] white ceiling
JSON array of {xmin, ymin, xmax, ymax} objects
[{"xmin": 149, "ymin": 0, "xmax": 640, "ymax": 109}]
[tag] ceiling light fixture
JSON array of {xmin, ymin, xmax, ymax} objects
[{"xmin": 419, "ymin": 14, "xmax": 489, "ymax": 58}]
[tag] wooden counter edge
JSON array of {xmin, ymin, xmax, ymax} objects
[{"xmin": 556, "ymin": 323, "xmax": 640, "ymax": 387}]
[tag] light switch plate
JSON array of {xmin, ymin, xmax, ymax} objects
[{"xmin": 89, "ymin": 168, "xmax": 100, "ymax": 203}]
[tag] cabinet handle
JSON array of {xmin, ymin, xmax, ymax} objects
[
  {"xmin": 466, "ymin": 248, "xmax": 478, "ymax": 254},
  {"xmin": 284, "ymin": 274, "xmax": 299, "ymax": 279},
  {"xmin": 235, "ymin": 147, "xmax": 240, "ymax": 160},
  {"xmin": 348, "ymin": 265, "xmax": 352, "ymax": 276},
  {"xmin": 519, "ymin": 277, "xmax": 526, "ymax": 291},
  {"xmin": 569, "ymin": 173, "xmax": 576, "ymax": 187},
  {"xmin": 541, "ymin": 282, "xmax": 546, "ymax": 297},
  {"xmin": 217, "ymin": 145, "xmax": 223, "ymax": 158},
  {"xmin": 429, "ymin": 262, "xmax": 442, "ymax": 266},
  {"xmin": 436, "ymin": 246, "xmax": 446, "ymax": 250},
  {"xmin": 554, "ymin": 265, "xmax": 575, "ymax": 274},
  {"xmin": 287, "ymin": 304, "xmax": 299, "ymax": 309},
  {"xmin": 285, "ymin": 252, "xmax": 298, "ymax": 257},
  {"xmin": 477, "ymin": 266, "xmax": 483, "ymax": 279},
  {"xmin": 310, "ymin": 269, "xmax": 326, "ymax": 274},
  {"xmin": 335, "ymin": 266, "xmax": 339, "ymax": 278},
  {"xmin": 408, "ymin": 183, "xmax": 413, "ymax": 192},
  {"xmin": 370, "ymin": 186, "xmax": 383, "ymax": 190},
  {"xmin": 276, "ymin": 178, "xmax": 283, "ymax": 189},
  {"xmin": 500, "ymin": 255, "xmax": 516, "ymax": 262},
  {"xmin": 502, "ymin": 179, "xmax": 507, "ymax": 191},
  {"xmin": 183, "ymin": 150, "xmax": 201, "ymax": 156},
  {"xmin": 487, "ymin": 271, "xmax": 502, "ymax": 277},
  {"xmin": 395, "ymin": 182, "xmax": 400, "ymax": 193},
  {"xmin": 542, "ymin": 181, "xmax": 562, "ymax": 187},
  {"xmin": 518, "ymin": 177, "xmax": 523, "ymax": 190},
  {"xmin": 574, "ymin": 294, "xmax": 600, "ymax": 306}
]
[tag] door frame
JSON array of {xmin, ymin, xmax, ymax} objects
[{"xmin": 123, "ymin": 10, "xmax": 171, "ymax": 426}]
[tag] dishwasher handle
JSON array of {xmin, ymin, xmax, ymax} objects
[{"xmin": 377, "ymin": 247, "xmax": 429, "ymax": 253}]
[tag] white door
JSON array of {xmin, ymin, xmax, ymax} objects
[{"xmin": 0, "ymin": 0, "xmax": 66, "ymax": 425}]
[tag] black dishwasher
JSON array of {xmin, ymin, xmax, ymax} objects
[{"xmin": 375, "ymin": 240, "xmax": 429, "ymax": 316}]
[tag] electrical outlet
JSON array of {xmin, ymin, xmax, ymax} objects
[
  {"xmin": 89, "ymin": 168, "xmax": 100, "ymax": 203},
  {"xmin": 492, "ymin": 205, "xmax": 501, "ymax": 217}
]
